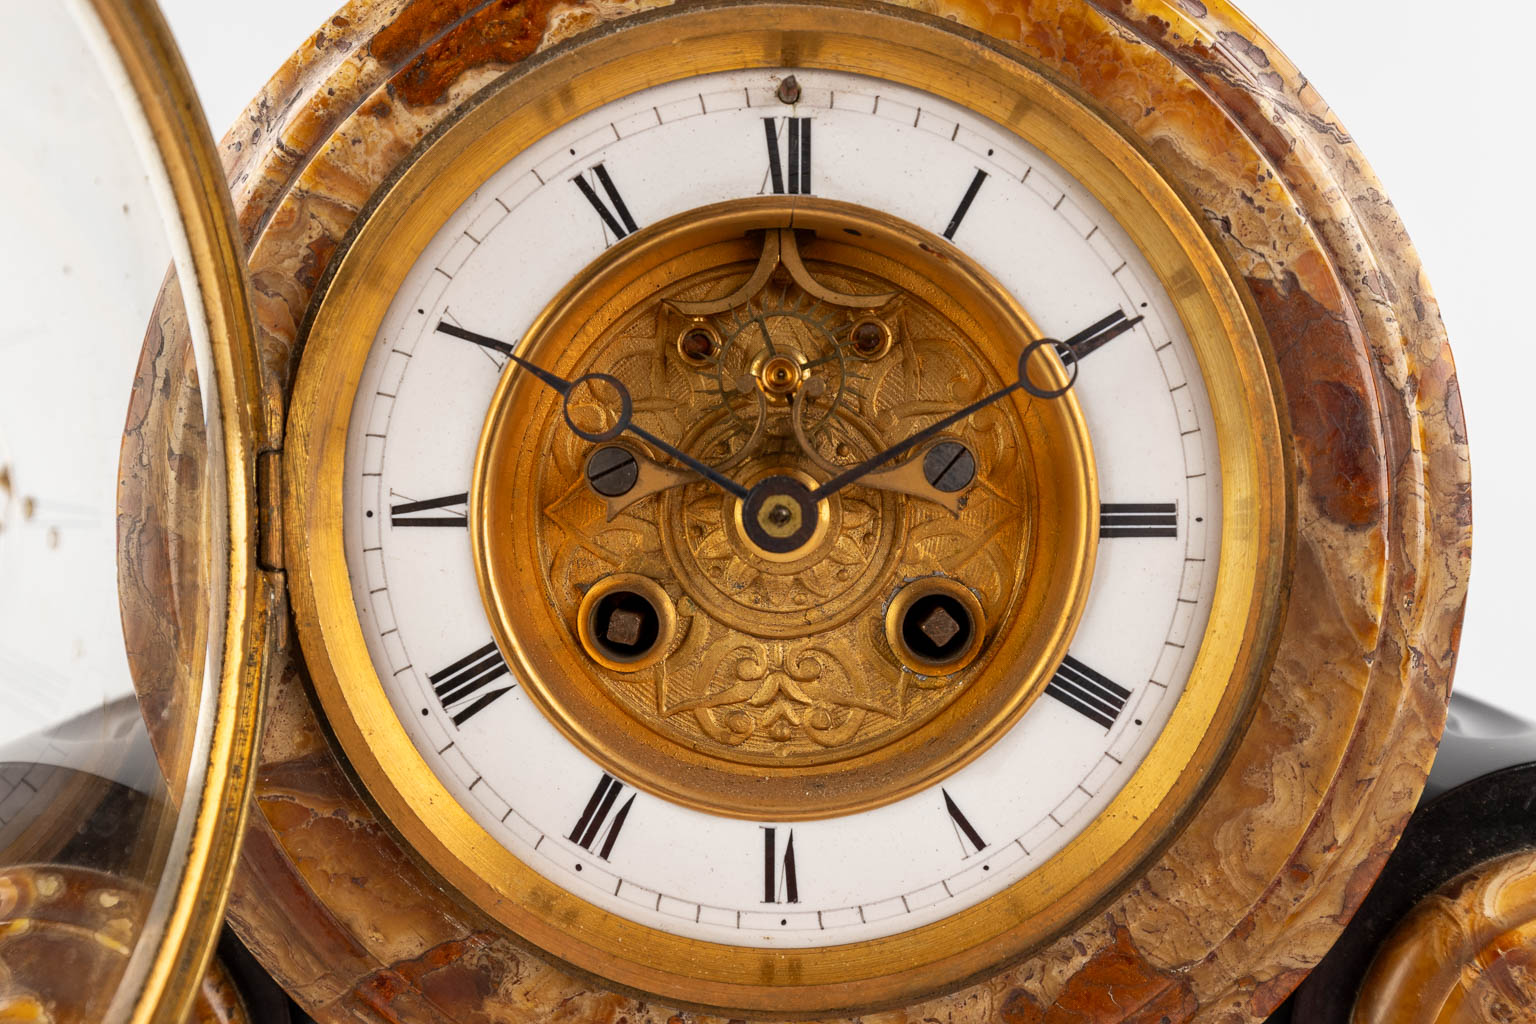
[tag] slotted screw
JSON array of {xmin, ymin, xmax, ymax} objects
[
  {"xmin": 922, "ymin": 441, "xmax": 976, "ymax": 493},
  {"xmin": 586, "ymin": 446, "xmax": 639, "ymax": 497}
]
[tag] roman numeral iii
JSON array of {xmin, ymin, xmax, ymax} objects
[
  {"xmin": 568, "ymin": 774, "xmax": 635, "ymax": 861},
  {"xmin": 572, "ymin": 163, "xmax": 639, "ymax": 242},
  {"xmin": 390, "ymin": 492, "xmax": 468, "ymax": 528},
  {"xmin": 762, "ymin": 827, "xmax": 799, "ymax": 903},
  {"xmin": 1046, "ymin": 655, "xmax": 1131, "ymax": 730},
  {"xmin": 1100, "ymin": 502, "xmax": 1178, "ymax": 538},
  {"xmin": 763, "ymin": 117, "xmax": 812, "ymax": 195},
  {"xmin": 429, "ymin": 641, "xmax": 513, "ymax": 726}
]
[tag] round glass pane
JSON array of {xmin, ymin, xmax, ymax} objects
[{"xmin": 0, "ymin": 3, "xmax": 262, "ymax": 1021}]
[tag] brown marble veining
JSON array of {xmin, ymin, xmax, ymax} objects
[{"xmin": 115, "ymin": 0, "xmax": 1472, "ymax": 1020}]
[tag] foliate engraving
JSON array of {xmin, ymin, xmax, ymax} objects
[{"xmin": 527, "ymin": 231, "xmax": 1030, "ymax": 766}]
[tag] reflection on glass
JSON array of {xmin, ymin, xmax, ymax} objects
[{"xmin": 0, "ymin": 5, "xmax": 212, "ymax": 1019}]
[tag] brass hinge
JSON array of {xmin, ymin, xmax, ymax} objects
[{"xmin": 256, "ymin": 449, "xmax": 284, "ymax": 573}]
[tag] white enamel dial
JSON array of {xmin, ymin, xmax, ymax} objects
[{"xmin": 339, "ymin": 68, "xmax": 1221, "ymax": 948}]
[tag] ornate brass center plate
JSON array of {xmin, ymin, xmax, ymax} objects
[{"xmin": 473, "ymin": 199, "xmax": 1096, "ymax": 819}]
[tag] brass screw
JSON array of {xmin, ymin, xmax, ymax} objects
[
  {"xmin": 757, "ymin": 495, "xmax": 802, "ymax": 538},
  {"xmin": 586, "ymin": 445, "xmax": 639, "ymax": 497},
  {"xmin": 923, "ymin": 441, "xmax": 976, "ymax": 493}
]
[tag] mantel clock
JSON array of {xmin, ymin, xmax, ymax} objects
[{"xmin": 6, "ymin": 0, "xmax": 1474, "ymax": 1021}]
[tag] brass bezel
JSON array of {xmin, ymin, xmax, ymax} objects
[{"xmin": 285, "ymin": 3, "xmax": 1289, "ymax": 1015}]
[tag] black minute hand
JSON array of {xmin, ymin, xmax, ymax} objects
[
  {"xmin": 809, "ymin": 310, "xmax": 1137, "ymax": 502},
  {"xmin": 808, "ymin": 379, "xmax": 1021, "ymax": 501},
  {"xmin": 437, "ymin": 322, "xmax": 748, "ymax": 499}
]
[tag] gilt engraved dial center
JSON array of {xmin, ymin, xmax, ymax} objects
[{"xmin": 470, "ymin": 199, "xmax": 1098, "ymax": 819}]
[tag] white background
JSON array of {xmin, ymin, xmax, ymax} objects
[{"xmin": 155, "ymin": 0, "xmax": 1536, "ymax": 721}]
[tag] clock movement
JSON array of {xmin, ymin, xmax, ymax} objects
[{"xmin": 1, "ymin": 0, "xmax": 1473, "ymax": 1020}]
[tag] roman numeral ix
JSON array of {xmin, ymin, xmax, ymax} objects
[
  {"xmin": 568, "ymin": 774, "xmax": 635, "ymax": 861},
  {"xmin": 429, "ymin": 641, "xmax": 513, "ymax": 726},
  {"xmin": 763, "ymin": 117, "xmax": 812, "ymax": 195},
  {"xmin": 762, "ymin": 827, "xmax": 799, "ymax": 903},
  {"xmin": 1100, "ymin": 502, "xmax": 1178, "ymax": 539},
  {"xmin": 1046, "ymin": 655, "xmax": 1132, "ymax": 730},
  {"xmin": 391, "ymin": 492, "xmax": 467, "ymax": 528},
  {"xmin": 572, "ymin": 163, "xmax": 639, "ymax": 242}
]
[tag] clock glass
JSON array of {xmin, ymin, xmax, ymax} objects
[{"xmin": 0, "ymin": 2, "xmax": 264, "ymax": 1022}]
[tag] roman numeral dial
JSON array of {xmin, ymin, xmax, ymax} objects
[{"xmin": 332, "ymin": 67, "xmax": 1227, "ymax": 953}]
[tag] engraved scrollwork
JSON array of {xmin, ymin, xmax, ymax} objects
[
  {"xmin": 667, "ymin": 642, "xmax": 878, "ymax": 751},
  {"xmin": 529, "ymin": 224, "xmax": 1031, "ymax": 766}
]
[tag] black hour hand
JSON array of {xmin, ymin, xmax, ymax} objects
[{"xmin": 435, "ymin": 321, "xmax": 748, "ymax": 499}]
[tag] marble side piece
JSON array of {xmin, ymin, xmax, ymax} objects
[
  {"xmin": 1354, "ymin": 850, "xmax": 1536, "ymax": 1024},
  {"xmin": 0, "ymin": 866, "xmax": 252, "ymax": 1024}
]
